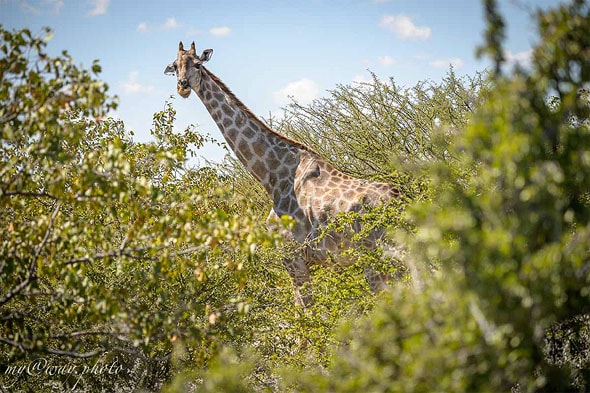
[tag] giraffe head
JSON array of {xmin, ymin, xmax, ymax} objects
[{"xmin": 164, "ymin": 41, "xmax": 213, "ymax": 98}]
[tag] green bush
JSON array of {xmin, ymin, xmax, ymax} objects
[
  {"xmin": 0, "ymin": 26, "xmax": 274, "ymax": 392},
  {"xmin": 279, "ymin": 1, "xmax": 590, "ymax": 392}
]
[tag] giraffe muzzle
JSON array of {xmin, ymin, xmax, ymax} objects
[{"xmin": 179, "ymin": 78, "xmax": 190, "ymax": 90}]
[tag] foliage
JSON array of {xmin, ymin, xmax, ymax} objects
[
  {"xmin": 477, "ymin": 0, "xmax": 506, "ymax": 77},
  {"xmin": 3, "ymin": 0, "xmax": 589, "ymax": 391},
  {"xmin": 196, "ymin": 40, "xmax": 489, "ymax": 393},
  {"xmin": 275, "ymin": 68, "xmax": 489, "ymax": 199},
  {"xmin": 0, "ymin": 26, "xmax": 273, "ymax": 392},
  {"xmin": 276, "ymin": 1, "xmax": 590, "ymax": 392}
]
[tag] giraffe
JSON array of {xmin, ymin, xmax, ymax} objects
[{"xmin": 165, "ymin": 42, "xmax": 400, "ymax": 307}]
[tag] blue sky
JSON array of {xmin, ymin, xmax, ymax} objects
[{"xmin": 2, "ymin": 0, "xmax": 558, "ymax": 162}]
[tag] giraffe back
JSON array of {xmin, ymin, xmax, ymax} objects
[{"xmin": 287, "ymin": 151, "xmax": 398, "ymax": 266}]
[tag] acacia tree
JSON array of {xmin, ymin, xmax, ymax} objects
[{"xmin": 275, "ymin": 69, "xmax": 489, "ymax": 195}]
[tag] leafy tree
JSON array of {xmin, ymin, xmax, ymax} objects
[
  {"xmin": 0, "ymin": 26, "xmax": 273, "ymax": 392},
  {"xmin": 276, "ymin": 69, "xmax": 489, "ymax": 196}
]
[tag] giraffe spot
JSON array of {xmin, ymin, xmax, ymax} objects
[
  {"xmin": 328, "ymin": 179, "xmax": 340, "ymax": 188},
  {"xmin": 344, "ymin": 189, "xmax": 355, "ymax": 199},
  {"xmin": 293, "ymin": 210, "xmax": 307, "ymax": 222},
  {"xmin": 221, "ymin": 104, "xmax": 234, "ymax": 117},
  {"xmin": 279, "ymin": 179, "xmax": 293, "ymax": 193},
  {"xmin": 283, "ymin": 152, "xmax": 299, "ymax": 167},
  {"xmin": 215, "ymin": 92, "xmax": 225, "ymax": 102},
  {"xmin": 236, "ymin": 112, "xmax": 247, "ymax": 128},
  {"xmin": 273, "ymin": 188, "xmax": 282, "ymax": 200},
  {"xmin": 287, "ymin": 195, "xmax": 300, "ymax": 212},
  {"xmin": 225, "ymin": 137, "xmax": 236, "ymax": 149},
  {"xmin": 209, "ymin": 98, "xmax": 218, "ymax": 108},
  {"xmin": 339, "ymin": 200, "xmax": 350, "ymax": 211},
  {"xmin": 278, "ymin": 167, "xmax": 291, "ymax": 180},
  {"xmin": 266, "ymin": 152, "xmax": 280, "ymax": 169},
  {"xmin": 226, "ymin": 127, "xmax": 238, "ymax": 141},
  {"xmin": 238, "ymin": 139, "xmax": 251, "ymax": 157},
  {"xmin": 324, "ymin": 190, "xmax": 336, "ymax": 200},
  {"xmin": 222, "ymin": 117, "xmax": 233, "ymax": 128},
  {"xmin": 251, "ymin": 160, "xmax": 266, "ymax": 179},
  {"xmin": 315, "ymin": 171, "xmax": 330, "ymax": 186},
  {"xmin": 205, "ymin": 91, "xmax": 213, "ymax": 101},
  {"xmin": 350, "ymin": 202, "xmax": 363, "ymax": 212},
  {"xmin": 243, "ymin": 127, "xmax": 255, "ymax": 139},
  {"xmin": 252, "ymin": 139, "xmax": 269, "ymax": 157}
]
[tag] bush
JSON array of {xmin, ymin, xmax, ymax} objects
[{"xmin": 0, "ymin": 26, "xmax": 273, "ymax": 392}]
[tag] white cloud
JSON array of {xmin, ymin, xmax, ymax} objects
[
  {"xmin": 162, "ymin": 17, "xmax": 180, "ymax": 30},
  {"xmin": 430, "ymin": 57, "xmax": 464, "ymax": 69},
  {"xmin": 87, "ymin": 0, "xmax": 109, "ymax": 16},
  {"xmin": 137, "ymin": 17, "xmax": 181, "ymax": 33},
  {"xmin": 378, "ymin": 55, "xmax": 395, "ymax": 67},
  {"xmin": 137, "ymin": 22, "xmax": 148, "ymax": 33},
  {"xmin": 209, "ymin": 26, "xmax": 232, "ymax": 37},
  {"xmin": 121, "ymin": 72, "xmax": 154, "ymax": 95},
  {"xmin": 21, "ymin": 0, "xmax": 63, "ymax": 14},
  {"xmin": 413, "ymin": 52, "xmax": 430, "ymax": 61},
  {"xmin": 274, "ymin": 78, "xmax": 319, "ymax": 105},
  {"xmin": 380, "ymin": 15, "xmax": 431, "ymax": 40},
  {"xmin": 20, "ymin": 1, "xmax": 40, "ymax": 13},
  {"xmin": 505, "ymin": 49, "xmax": 533, "ymax": 68}
]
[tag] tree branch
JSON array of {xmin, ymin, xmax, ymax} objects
[
  {"xmin": 62, "ymin": 244, "xmax": 208, "ymax": 266},
  {"xmin": 45, "ymin": 347, "xmax": 107, "ymax": 358},
  {"xmin": 0, "ymin": 337, "xmax": 25, "ymax": 353}
]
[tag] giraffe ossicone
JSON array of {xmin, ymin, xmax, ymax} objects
[{"xmin": 165, "ymin": 41, "xmax": 401, "ymax": 307}]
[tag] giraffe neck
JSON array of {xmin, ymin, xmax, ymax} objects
[{"xmin": 195, "ymin": 67, "xmax": 304, "ymax": 197}]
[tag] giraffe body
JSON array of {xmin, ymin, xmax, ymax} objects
[{"xmin": 165, "ymin": 42, "xmax": 398, "ymax": 306}]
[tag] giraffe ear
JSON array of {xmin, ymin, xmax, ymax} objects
[
  {"xmin": 200, "ymin": 49, "xmax": 213, "ymax": 63},
  {"xmin": 164, "ymin": 61, "xmax": 176, "ymax": 75}
]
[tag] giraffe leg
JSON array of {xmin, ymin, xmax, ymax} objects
[
  {"xmin": 282, "ymin": 255, "xmax": 314, "ymax": 307},
  {"xmin": 267, "ymin": 210, "xmax": 315, "ymax": 307},
  {"xmin": 363, "ymin": 267, "xmax": 389, "ymax": 293}
]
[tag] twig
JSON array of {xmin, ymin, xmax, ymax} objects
[
  {"xmin": 0, "ymin": 337, "xmax": 25, "ymax": 353},
  {"xmin": 0, "ymin": 190, "xmax": 58, "ymax": 200},
  {"xmin": 46, "ymin": 347, "xmax": 106, "ymax": 358}
]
